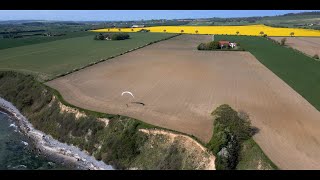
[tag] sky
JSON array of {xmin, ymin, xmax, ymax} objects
[{"xmin": 0, "ymin": 10, "xmax": 318, "ymax": 21}]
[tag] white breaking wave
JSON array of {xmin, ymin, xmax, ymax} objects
[
  {"xmin": 13, "ymin": 165, "xmax": 27, "ymax": 169},
  {"xmin": 9, "ymin": 123, "xmax": 17, "ymax": 128},
  {"xmin": 21, "ymin": 141, "xmax": 29, "ymax": 146}
]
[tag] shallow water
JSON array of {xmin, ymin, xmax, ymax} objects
[{"xmin": 0, "ymin": 112, "xmax": 69, "ymax": 170}]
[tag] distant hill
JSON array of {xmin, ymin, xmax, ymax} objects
[
  {"xmin": 281, "ymin": 11, "xmax": 320, "ymax": 16},
  {"xmin": 258, "ymin": 11, "xmax": 320, "ymax": 29},
  {"xmin": 185, "ymin": 11, "xmax": 320, "ymax": 30},
  {"xmin": 1, "ymin": 11, "xmax": 320, "ymax": 30}
]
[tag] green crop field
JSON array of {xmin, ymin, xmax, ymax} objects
[
  {"xmin": 215, "ymin": 35, "xmax": 320, "ymax": 111},
  {"xmin": 0, "ymin": 31, "xmax": 92, "ymax": 50},
  {"xmin": 0, "ymin": 32, "xmax": 175, "ymax": 81}
]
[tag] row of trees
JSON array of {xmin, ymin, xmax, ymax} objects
[
  {"xmin": 109, "ymin": 29, "xmax": 295, "ymax": 37},
  {"xmin": 259, "ymin": 31, "xmax": 295, "ymax": 37},
  {"xmin": 163, "ymin": 29, "xmax": 199, "ymax": 34},
  {"xmin": 2, "ymin": 32, "xmax": 66, "ymax": 39},
  {"xmin": 3, "ymin": 34, "xmax": 23, "ymax": 38},
  {"xmin": 0, "ymin": 29, "xmax": 45, "ymax": 35},
  {"xmin": 94, "ymin": 33, "xmax": 130, "ymax": 41},
  {"xmin": 160, "ymin": 30, "xmax": 295, "ymax": 37}
]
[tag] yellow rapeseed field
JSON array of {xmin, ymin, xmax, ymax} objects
[{"xmin": 91, "ymin": 24, "xmax": 320, "ymax": 37}]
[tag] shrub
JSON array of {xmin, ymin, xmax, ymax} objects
[
  {"xmin": 207, "ymin": 41, "xmax": 220, "ymax": 50},
  {"xmin": 157, "ymin": 143, "xmax": 183, "ymax": 170},
  {"xmin": 290, "ymin": 32, "xmax": 295, "ymax": 37},
  {"xmin": 313, "ymin": 54, "xmax": 319, "ymax": 59},
  {"xmin": 137, "ymin": 29, "xmax": 150, "ymax": 32},
  {"xmin": 197, "ymin": 43, "xmax": 206, "ymax": 50},
  {"xmin": 94, "ymin": 33, "xmax": 106, "ymax": 40},
  {"xmin": 99, "ymin": 119, "xmax": 147, "ymax": 168},
  {"xmin": 111, "ymin": 33, "xmax": 130, "ymax": 40},
  {"xmin": 280, "ymin": 38, "xmax": 286, "ymax": 46},
  {"xmin": 197, "ymin": 41, "xmax": 220, "ymax": 50}
]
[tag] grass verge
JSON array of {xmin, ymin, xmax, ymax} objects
[{"xmin": 237, "ymin": 138, "xmax": 278, "ymax": 170}]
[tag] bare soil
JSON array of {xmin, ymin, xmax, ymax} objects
[
  {"xmin": 270, "ymin": 37, "xmax": 320, "ymax": 57},
  {"xmin": 47, "ymin": 35, "xmax": 320, "ymax": 170}
]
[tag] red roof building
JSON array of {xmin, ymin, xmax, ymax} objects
[{"xmin": 218, "ymin": 41, "xmax": 230, "ymax": 47}]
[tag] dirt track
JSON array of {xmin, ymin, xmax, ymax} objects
[
  {"xmin": 47, "ymin": 35, "xmax": 320, "ymax": 170},
  {"xmin": 270, "ymin": 37, "xmax": 320, "ymax": 57}
]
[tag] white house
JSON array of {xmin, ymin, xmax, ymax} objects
[
  {"xmin": 229, "ymin": 42, "xmax": 237, "ymax": 48},
  {"xmin": 132, "ymin": 25, "xmax": 145, "ymax": 28}
]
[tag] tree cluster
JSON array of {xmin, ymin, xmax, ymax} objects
[
  {"xmin": 94, "ymin": 33, "xmax": 130, "ymax": 41},
  {"xmin": 207, "ymin": 104, "xmax": 253, "ymax": 170},
  {"xmin": 197, "ymin": 41, "xmax": 220, "ymax": 50}
]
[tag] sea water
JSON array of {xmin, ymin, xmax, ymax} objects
[{"xmin": 0, "ymin": 112, "xmax": 69, "ymax": 170}]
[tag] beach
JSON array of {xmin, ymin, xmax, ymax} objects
[{"xmin": 0, "ymin": 97, "xmax": 114, "ymax": 170}]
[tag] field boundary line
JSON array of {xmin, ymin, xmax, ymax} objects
[
  {"xmin": 44, "ymin": 34, "xmax": 181, "ymax": 83},
  {"xmin": 267, "ymin": 37, "xmax": 320, "ymax": 62}
]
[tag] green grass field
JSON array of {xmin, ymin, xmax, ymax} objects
[
  {"xmin": 215, "ymin": 35, "xmax": 320, "ymax": 111},
  {"xmin": 0, "ymin": 32, "xmax": 175, "ymax": 81},
  {"xmin": 0, "ymin": 31, "xmax": 92, "ymax": 50}
]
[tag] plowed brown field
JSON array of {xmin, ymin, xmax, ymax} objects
[
  {"xmin": 47, "ymin": 35, "xmax": 320, "ymax": 170},
  {"xmin": 270, "ymin": 37, "xmax": 320, "ymax": 57}
]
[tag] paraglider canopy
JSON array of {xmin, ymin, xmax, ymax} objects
[{"xmin": 121, "ymin": 91, "xmax": 134, "ymax": 98}]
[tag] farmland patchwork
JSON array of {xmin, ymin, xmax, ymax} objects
[{"xmin": 47, "ymin": 35, "xmax": 320, "ymax": 170}]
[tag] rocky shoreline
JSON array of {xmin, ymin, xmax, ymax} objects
[{"xmin": 0, "ymin": 97, "xmax": 114, "ymax": 170}]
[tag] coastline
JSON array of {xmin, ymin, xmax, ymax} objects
[{"xmin": 0, "ymin": 97, "xmax": 114, "ymax": 170}]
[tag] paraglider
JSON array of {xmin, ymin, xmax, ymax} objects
[
  {"xmin": 121, "ymin": 91, "xmax": 145, "ymax": 107},
  {"xmin": 121, "ymin": 91, "xmax": 134, "ymax": 98}
]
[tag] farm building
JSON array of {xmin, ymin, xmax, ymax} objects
[
  {"xmin": 132, "ymin": 25, "xmax": 145, "ymax": 28},
  {"xmin": 229, "ymin": 42, "xmax": 237, "ymax": 48},
  {"xmin": 218, "ymin": 41, "xmax": 237, "ymax": 48}
]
